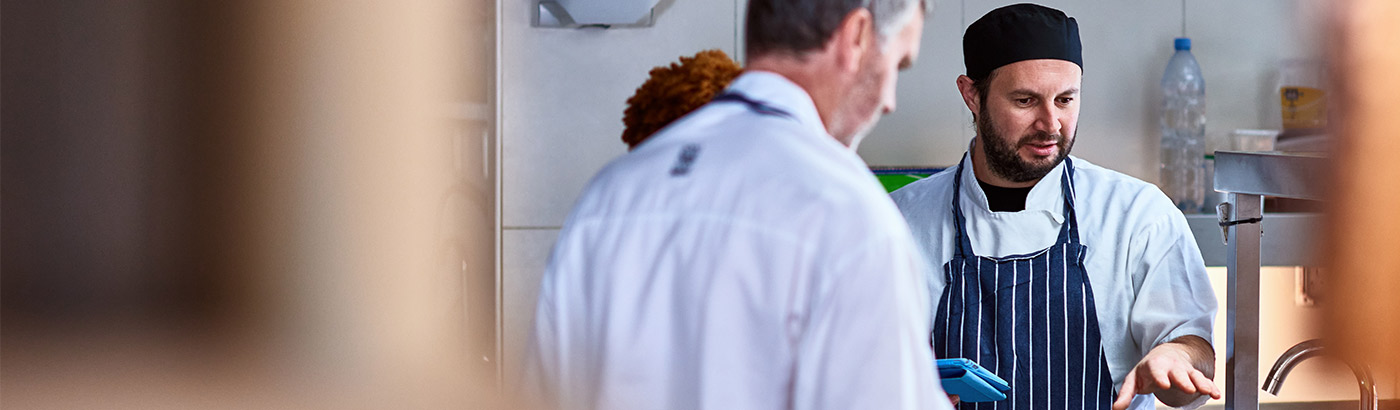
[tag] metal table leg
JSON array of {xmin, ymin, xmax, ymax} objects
[{"xmin": 1225, "ymin": 193, "xmax": 1263, "ymax": 410}]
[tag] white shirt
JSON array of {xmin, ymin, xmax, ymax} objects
[
  {"xmin": 524, "ymin": 72, "xmax": 949, "ymax": 410},
  {"xmin": 890, "ymin": 152, "xmax": 1217, "ymax": 410}
]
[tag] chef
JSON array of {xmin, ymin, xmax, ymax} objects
[
  {"xmin": 523, "ymin": 0, "xmax": 950, "ymax": 409},
  {"xmin": 890, "ymin": 4, "xmax": 1220, "ymax": 410}
]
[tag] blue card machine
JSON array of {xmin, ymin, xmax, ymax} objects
[{"xmin": 936, "ymin": 358, "xmax": 1010, "ymax": 402}]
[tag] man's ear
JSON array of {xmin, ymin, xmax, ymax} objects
[
  {"xmin": 828, "ymin": 8, "xmax": 875, "ymax": 74},
  {"xmin": 956, "ymin": 75, "xmax": 980, "ymax": 117}
]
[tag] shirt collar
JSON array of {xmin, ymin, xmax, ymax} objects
[
  {"xmin": 723, "ymin": 71, "xmax": 830, "ymax": 139},
  {"xmin": 959, "ymin": 147, "xmax": 1070, "ymax": 223}
]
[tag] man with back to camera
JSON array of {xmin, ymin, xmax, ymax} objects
[
  {"xmin": 522, "ymin": 1, "xmax": 952, "ymax": 410},
  {"xmin": 891, "ymin": 4, "xmax": 1221, "ymax": 410}
]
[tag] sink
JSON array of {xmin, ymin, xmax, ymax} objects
[{"xmin": 1197, "ymin": 400, "xmax": 1400, "ymax": 410}]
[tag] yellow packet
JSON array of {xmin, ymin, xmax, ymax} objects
[{"xmin": 1280, "ymin": 86, "xmax": 1326, "ymax": 130}]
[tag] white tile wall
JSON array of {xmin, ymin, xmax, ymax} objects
[
  {"xmin": 501, "ymin": 0, "xmax": 1329, "ymax": 222},
  {"xmin": 1187, "ymin": 0, "xmax": 1326, "ymax": 140},
  {"xmin": 501, "ymin": 0, "xmax": 739, "ymax": 228},
  {"xmin": 501, "ymin": 228, "xmax": 560, "ymax": 389},
  {"xmin": 499, "ymin": 1, "xmax": 1330, "ymax": 227}
]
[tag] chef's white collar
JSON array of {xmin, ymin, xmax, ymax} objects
[
  {"xmin": 958, "ymin": 145, "xmax": 1071, "ymax": 224},
  {"xmin": 723, "ymin": 71, "xmax": 831, "ymax": 141}
]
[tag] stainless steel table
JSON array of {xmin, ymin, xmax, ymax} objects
[{"xmin": 1212, "ymin": 151, "xmax": 1327, "ymax": 410}]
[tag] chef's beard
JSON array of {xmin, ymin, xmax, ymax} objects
[{"xmin": 976, "ymin": 105, "xmax": 1074, "ymax": 183}]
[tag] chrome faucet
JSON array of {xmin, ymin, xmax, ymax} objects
[{"xmin": 1261, "ymin": 339, "xmax": 1378, "ymax": 410}]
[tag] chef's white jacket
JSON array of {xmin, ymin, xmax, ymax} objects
[
  {"xmin": 523, "ymin": 72, "xmax": 949, "ymax": 410},
  {"xmin": 890, "ymin": 152, "xmax": 1218, "ymax": 410}
]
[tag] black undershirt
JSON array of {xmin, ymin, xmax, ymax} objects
[{"xmin": 978, "ymin": 179, "xmax": 1034, "ymax": 212}]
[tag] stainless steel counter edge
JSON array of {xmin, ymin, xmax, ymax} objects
[
  {"xmin": 1198, "ymin": 399, "xmax": 1399, "ymax": 410},
  {"xmin": 1214, "ymin": 151, "xmax": 1328, "ymax": 201}
]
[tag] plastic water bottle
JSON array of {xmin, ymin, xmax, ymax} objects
[{"xmin": 1160, "ymin": 37, "xmax": 1206, "ymax": 213}]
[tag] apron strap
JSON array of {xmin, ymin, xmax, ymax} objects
[
  {"xmin": 950, "ymin": 160, "xmax": 976, "ymax": 258},
  {"xmin": 1056, "ymin": 157, "xmax": 1082, "ymax": 246}
]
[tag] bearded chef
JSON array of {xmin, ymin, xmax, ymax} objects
[{"xmin": 891, "ymin": 4, "xmax": 1221, "ymax": 410}]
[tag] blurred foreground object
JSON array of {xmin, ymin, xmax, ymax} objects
[
  {"xmin": 2, "ymin": 1, "xmax": 508, "ymax": 408},
  {"xmin": 1322, "ymin": 0, "xmax": 1400, "ymax": 376}
]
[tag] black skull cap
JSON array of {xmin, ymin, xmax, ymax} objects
[{"xmin": 964, "ymin": 3, "xmax": 1082, "ymax": 81}]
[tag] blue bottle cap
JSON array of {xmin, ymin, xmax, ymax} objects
[{"xmin": 1174, "ymin": 37, "xmax": 1191, "ymax": 51}]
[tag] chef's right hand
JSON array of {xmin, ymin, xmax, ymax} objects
[{"xmin": 949, "ymin": 394, "xmax": 959, "ymax": 407}]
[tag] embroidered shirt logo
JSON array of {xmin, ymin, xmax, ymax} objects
[{"xmin": 670, "ymin": 144, "xmax": 701, "ymax": 176}]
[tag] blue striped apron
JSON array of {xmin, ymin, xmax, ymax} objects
[{"xmin": 933, "ymin": 157, "xmax": 1115, "ymax": 410}]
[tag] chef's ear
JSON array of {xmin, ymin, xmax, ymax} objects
[
  {"xmin": 828, "ymin": 7, "xmax": 876, "ymax": 74},
  {"xmin": 957, "ymin": 74, "xmax": 980, "ymax": 117}
]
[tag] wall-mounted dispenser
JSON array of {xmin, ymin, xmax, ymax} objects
[{"xmin": 534, "ymin": 0, "xmax": 660, "ymax": 29}]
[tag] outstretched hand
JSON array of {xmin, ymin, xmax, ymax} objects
[{"xmin": 1112, "ymin": 337, "xmax": 1220, "ymax": 410}]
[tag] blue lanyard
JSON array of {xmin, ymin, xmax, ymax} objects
[{"xmin": 711, "ymin": 92, "xmax": 793, "ymax": 119}]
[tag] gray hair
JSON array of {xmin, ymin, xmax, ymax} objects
[{"xmin": 744, "ymin": 0, "xmax": 930, "ymax": 58}]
